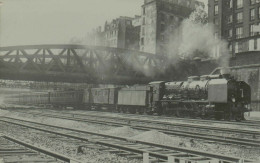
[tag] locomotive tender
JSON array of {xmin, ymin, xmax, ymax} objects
[{"xmin": 4, "ymin": 68, "xmax": 251, "ymax": 121}]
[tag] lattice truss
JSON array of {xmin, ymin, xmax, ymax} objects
[{"xmin": 0, "ymin": 45, "xmax": 166, "ymax": 82}]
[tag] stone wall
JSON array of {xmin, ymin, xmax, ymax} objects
[
  {"xmin": 231, "ymin": 67, "xmax": 260, "ymax": 111},
  {"xmin": 195, "ymin": 56, "xmax": 260, "ymax": 111},
  {"xmin": 230, "ymin": 51, "xmax": 260, "ymax": 111}
]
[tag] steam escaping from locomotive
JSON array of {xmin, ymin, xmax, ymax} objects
[
  {"xmin": 220, "ymin": 67, "xmax": 231, "ymax": 79},
  {"xmin": 167, "ymin": 7, "xmax": 229, "ymax": 64}
]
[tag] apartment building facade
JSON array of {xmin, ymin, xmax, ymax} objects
[
  {"xmin": 140, "ymin": 0, "xmax": 204, "ymax": 55},
  {"xmin": 103, "ymin": 16, "xmax": 140, "ymax": 50},
  {"xmin": 87, "ymin": 16, "xmax": 140, "ymax": 50},
  {"xmin": 209, "ymin": 0, "xmax": 260, "ymax": 57}
]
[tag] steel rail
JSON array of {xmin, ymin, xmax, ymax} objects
[
  {"xmin": 17, "ymin": 109, "xmax": 259, "ymax": 135},
  {"xmin": 67, "ymin": 111, "xmax": 260, "ymax": 135},
  {"xmin": 0, "ymin": 116, "xmax": 254, "ymax": 163},
  {"xmin": 0, "ymin": 135, "xmax": 80, "ymax": 163},
  {"xmin": 8, "ymin": 110, "xmax": 260, "ymax": 147}
]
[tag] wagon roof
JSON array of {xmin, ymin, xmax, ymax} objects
[{"xmin": 149, "ymin": 81, "xmax": 165, "ymax": 85}]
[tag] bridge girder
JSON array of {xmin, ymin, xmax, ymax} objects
[{"xmin": 0, "ymin": 45, "xmax": 167, "ymax": 84}]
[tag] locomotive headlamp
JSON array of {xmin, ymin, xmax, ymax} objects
[{"xmin": 232, "ymin": 97, "xmax": 236, "ymax": 102}]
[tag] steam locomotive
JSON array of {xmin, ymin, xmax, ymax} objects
[{"xmin": 4, "ymin": 68, "xmax": 251, "ymax": 121}]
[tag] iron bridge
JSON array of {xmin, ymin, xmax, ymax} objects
[{"xmin": 0, "ymin": 45, "xmax": 167, "ymax": 84}]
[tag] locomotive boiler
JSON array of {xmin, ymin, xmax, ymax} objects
[{"xmin": 149, "ymin": 69, "xmax": 251, "ymax": 121}]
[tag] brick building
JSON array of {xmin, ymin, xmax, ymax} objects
[
  {"xmin": 140, "ymin": 0, "xmax": 204, "ymax": 55},
  {"xmin": 103, "ymin": 16, "xmax": 140, "ymax": 50},
  {"xmin": 209, "ymin": 0, "xmax": 260, "ymax": 57},
  {"xmin": 87, "ymin": 16, "xmax": 140, "ymax": 50}
]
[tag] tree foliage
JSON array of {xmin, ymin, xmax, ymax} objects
[{"xmin": 189, "ymin": 6, "xmax": 208, "ymax": 25}]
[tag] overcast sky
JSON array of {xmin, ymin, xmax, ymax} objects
[{"xmin": 0, "ymin": 0, "xmax": 207, "ymax": 46}]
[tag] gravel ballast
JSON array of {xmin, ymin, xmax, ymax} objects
[{"xmin": 0, "ymin": 109, "xmax": 260, "ymax": 161}]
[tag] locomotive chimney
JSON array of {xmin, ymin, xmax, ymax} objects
[{"xmin": 220, "ymin": 67, "xmax": 231, "ymax": 79}]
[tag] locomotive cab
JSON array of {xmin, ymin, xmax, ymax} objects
[
  {"xmin": 208, "ymin": 77, "xmax": 251, "ymax": 121},
  {"xmin": 148, "ymin": 81, "xmax": 165, "ymax": 114}
]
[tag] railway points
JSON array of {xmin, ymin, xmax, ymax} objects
[
  {"xmin": 0, "ymin": 116, "xmax": 255, "ymax": 163},
  {"xmin": 2, "ymin": 108, "xmax": 260, "ymax": 147}
]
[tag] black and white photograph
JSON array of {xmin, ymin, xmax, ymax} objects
[{"xmin": 0, "ymin": 0, "xmax": 259, "ymax": 162}]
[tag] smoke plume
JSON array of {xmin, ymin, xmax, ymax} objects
[{"xmin": 167, "ymin": 6, "xmax": 229, "ymax": 66}]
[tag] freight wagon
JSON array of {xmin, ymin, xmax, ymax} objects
[
  {"xmin": 49, "ymin": 90, "xmax": 83, "ymax": 107},
  {"xmin": 117, "ymin": 85, "xmax": 151, "ymax": 113},
  {"xmin": 83, "ymin": 88, "xmax": 119, "ymax": 110}
]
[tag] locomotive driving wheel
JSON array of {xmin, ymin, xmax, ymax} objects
[
  {"xmin": 201, "ymin": 113, "xmax": 210, "ymax": 120},
  {"xmin": 234, "ymin": 113, "xmax": 243, "ymax": 122},
  {"xmin": 224, "ymin": 113, "xmax": 231, "ymax": 121},
  {"xmin": 214, "ymin": 112, "xmax": 222, "ymax": 120},
  {"xmin": 175, "ymin": 109, "xmax": 185, "ymax": 117}
]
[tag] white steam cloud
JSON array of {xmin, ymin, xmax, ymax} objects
[
  {"xmin": 179, "ymin": 21, "xmax": 227, "ymax": 58},
  {"xmin": 167, "ymin": 6, "xmax": 229, "ymax": 67},
  {"xmin": 69, "ymin": 7, "xmax": 230, "ymax": 78}
]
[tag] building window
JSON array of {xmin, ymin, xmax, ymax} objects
[
  {"xmin": 235, "ymin": 42, "xmax": 238, "ymax": 53},
  {"xmin": 161, "ymin": 24, "xmax": 165, "ymax": 31},
  {"xmin": 214, "ymin": 5, "xmax": 218, "ymax": 15},
  {"xmin": 237, "ymin": 0, "xmax": 243, "ymax": 9},
  {"xmin": 251, "ymin": 23, "xmax": 260, "ymax": 35},
  {"xmin": 250, "ymin": 8, "xmax": 255, "ymax": 20},
  {"xmin": 170, "ymin": 25, "xmax": 175, "ymax": 32},
  {"xmin": 250, "ymin": 24, "xmax": 255, "ymax": 36},
  {"xmin": 214, "ymin": 32, "xmax": 218, "ymax": 39},
  {"xmin": 249, "ymin": 39, "xmax": 259, "ymax": 51},
  {"xmin": 161, "ymin": 13, "xmax": 165, "ymax": 22},
  {"xmin": 161, "ymin": 35, "xmax": 164, "ymax": 41},
  {"xmin": 142, "ymin": 17, "xmax": 145, "ymax": 25},
  {"xmin": 229, "ymin": 44, "xmax": 232, "ymax": 53},
  {"xmin": 213, "ymin": 45, "xmax": 220, "ymax": 58},
  {"xmin": 175, "ymin": 16, "xmax": 179, "ymax": 22},
  {"xmin": 229, "ymin": 0, "xmax": 233, "ymax": 8},
  {"xmin": 126, "ymin": 21, "xmax": 131, "ymax": 25},
  {"xmin": 141, "ymin": 38, "xmax": 144, "ymax": 45},
  {"xmin": 253, "ymin": 0, "xmax": 260, "ymax": 4},
  {"xmin": 229, "ymin": 29, "xmax": 232, "ymax": 38},
  {"xmin": 170, "ymin": 16, "xmax": 174, "ymax": 22},
  {"xmin": 143, "ymin": 8, "xmax": 145, "ymax": 15},
  {"xmin": 249, "ymin": 39, "xmax": 255, "ymax": 51},
  {"xmin": 142, "ymin": 27, "xmax": 145, "ymax": 36},
  {"xmin": 236, "ymin": 12, "xmax": 243, "ymax": 23},
  {"xmin": 236, "ymin": 27, "xmax": 243, "ymax": 38},
  {"xmin": 259, "ymin": 7, "xmax": 260, "ymax": 18},
  {"xmin": 228, "ymin": 15, "xmax": 233, "ymax": 23},
  {"xmin": 214, "ymin": 18, "xmax": 219, "ymax": 25}
]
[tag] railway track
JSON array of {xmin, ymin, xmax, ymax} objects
[
  {"xmin": 15, "ymin": 109, "xmax": 260, "ymax": 135},
  {"xmin": 0, "ymin": 116, "xmax": 254, "ymax": 163},
  {"xmin": 0, "ymin": 134, "xmax": 79, "ymax": 163},
  {"xmin": 9, "ymin": 106, "xmax": 260, "ymax": 127},
  {"xmin": 117, "ymin": 112, "xmax": 260, "ymax": 127},
  {"xmin": 70, "ymin": 109, "xmax": 260, "ymax": 128},
  {"xmin": 6, "ymin": 109, "xmax": 260, "ymax": 147}
]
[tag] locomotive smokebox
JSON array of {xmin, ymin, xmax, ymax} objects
[{"xmin": 220, "ymin": 67, "xmax": 231, "ymax": 79}]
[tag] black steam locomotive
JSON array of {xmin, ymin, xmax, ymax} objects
[{"xmin": 4, "ymin": 68, "xmax": 251, "ymax": 121}]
